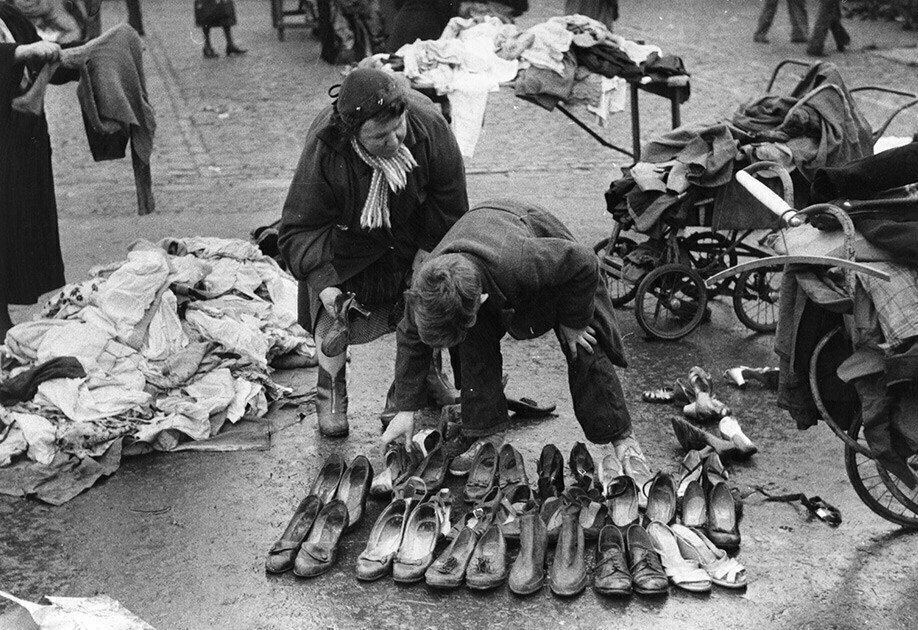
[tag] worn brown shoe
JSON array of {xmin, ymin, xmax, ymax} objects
[
  {"xmin": 497, "ymin": 443, "xmax": 529, "ymax": 489},
  {"xmin": 292, "ymin": 500, "xmax": 349, "ymax": 578},
  {"xmin": 466, "ymin": 523, "xmax": 508, "ymax": 590},
  {"xmin": 316, "ymin": 367, "xmax": 348, "ymax": 437},
  {"xmin": 309, "ymin": 453, "xmax": 346, "ymax": 505},
  {"xmin": 461, "ymin": 441, "xmax": 499, "ymax": 503},
  {"xmin": 265, "ymin": 494, "xmax": 322, "ymax": 574},
  {"xmin": 549, "ymin": 511, "xmax": 587, "ymax": 597},
  {"xmin": 356, "ymin": 499, "xmax": 410, "ymax": 581},
  {"xmin": 320, "ymin": 292, "xmax": 369, "ymax": 357},
  {"xmin": 393, "ymin": 502, "xmax": 441, "ymax": 583},
  {"xmin": 335, "ymin": 455, "xmax": 373, "ymax": 532},
  {"xmin": 426, "ymin": 525, "xmax": 479, "ymax": 589},
  {"xmin": 508, "ymin": 510, "xmax": 547, "ymax": 595},
  {"xmin": 624, "ymin": 524, "xmax": 669, "ymax": 595},
  {"xmin": 593, "ymin": 525, "xmax": 632, "ymax": 596}
]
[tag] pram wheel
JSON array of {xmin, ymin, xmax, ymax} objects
[
  {"xmin": 846, "ymin": 414, "xmax": 918, "ymax": 528},
  {"xmin": 733, "ymin": 265, "xmax": 782, "ymax": 333},
  {"xmin": 634, "ymin": 264, "xmax": 708, "ymax": 340},
  {"xmin": 594, "ymin": 236, "xmax": 639, "ymax": 307},
  {"xmin": 682, "ymin": 231, "xmax": 737, "ymax": 295}
]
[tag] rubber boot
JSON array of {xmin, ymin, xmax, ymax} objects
[
  {"xmin": 509, "ymin": 511, "xmax": 547, "ymax": 595},
  {"xmin": 316, "ymin": 366, "xmax": 348, "ymax": 437}
]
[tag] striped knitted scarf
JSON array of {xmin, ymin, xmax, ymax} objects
[{"xmin": 351, "ymin": 138, "xmax": 418, "ymax": 230}]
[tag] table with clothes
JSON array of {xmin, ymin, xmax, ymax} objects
[
  {"xmin": 771, "ymin": 142, "xmax": 918, "ymax": 489},
  {"xmin": 603, "ymin": 60, "xmax": 876, "ymax": 280},
  {"xmin": 363, "ymin": 13, "xmax": 690, "ymax": 159}
]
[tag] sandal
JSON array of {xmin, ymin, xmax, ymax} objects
[
  {"xmin": 646, "ymin": 521, "xmax": 712, "ymax": 593},
  {"xmin": 672, "ymin": 524, "xmax": 747, "ymax": 588},
  {"xmin": 641, "ymin": 387, "xmax": 676, "ymax": 404}
]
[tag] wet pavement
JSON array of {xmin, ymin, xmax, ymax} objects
[{"xmin": 3, "ymin": 0, "xmax": 918, "ymax": 628}]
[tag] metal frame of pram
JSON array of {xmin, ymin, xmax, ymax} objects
[
  {"xmin": 593, "ymin": 59, "xmax": 918, "ymax": 341},
  {"xmin": 709, "ymin": 170, "xmax": 918, "ymax": 528}
]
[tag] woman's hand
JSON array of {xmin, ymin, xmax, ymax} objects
[
  {"xmin": 319, "ymin": 286, "xmax": 343, "ymax": 317},
  {"xmin": 14, "ymin": 41, "xmax": 62, "ymax": 64},
  {"xmin": 558, "ymin": 324, "xmax": 597, "ymax": 357},
  {"xmin": 380, "ymin": 410, "xmax": 416, "ymax": 452}
]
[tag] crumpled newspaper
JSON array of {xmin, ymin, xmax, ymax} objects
[{"xmin": 0, "ymin": 591, "xmax": 155, "ymax": 630}]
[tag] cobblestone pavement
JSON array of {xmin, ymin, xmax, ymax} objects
[{"xmin": 2, "ymin": 0, "xmax": 918, "ymax": 628}]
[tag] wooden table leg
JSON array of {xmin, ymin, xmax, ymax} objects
[
  {"xmin": 629, "ymin": 82, "xmax": 641, "ymax": 161},
  {"xmin": 131, "ymin": 143, "xmax": 155, "ymax": 215}
]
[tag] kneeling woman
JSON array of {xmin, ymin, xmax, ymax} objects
[{"xmin": 279, "ymin": 69, "xmax": 468, "ymax": 437}]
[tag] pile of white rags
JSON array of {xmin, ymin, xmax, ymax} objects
[{"xmin": 0, "ymin": 237, "xmax": 314, "ymax": 505}]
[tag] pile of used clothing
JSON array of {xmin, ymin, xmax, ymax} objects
[
  {"xmin": 0, "ymin": 237, "xmax": 315, "ymax": 505},
  {"xmin": 774, "ymin": 142, "xmax": 918, "ymax": 488},
  {"xmin": 375, "ymin": 13, "xmax": 686, "ymax": 157},
  {"xmin": 606, "ymin": 61, "xmax": 874, "ymax": 277}
]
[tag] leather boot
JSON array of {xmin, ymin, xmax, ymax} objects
[
  {"xmin": 508, "ymin": 511, "xmax": 547, "ymax": 595},
  {"xmin": 316, "ymin": 367, "xmax": 348, "ymax": 437},
  {"xmin": 549, "ymin": 511, "xmax": 587, "ymax": 597}
]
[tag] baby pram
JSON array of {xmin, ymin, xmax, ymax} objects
[
  {"xmin": 596, "ymin": 59, "xmax": 918, "ymax": 341},
  {"xmin": 709, "ymin": 142, "xmax": 918, "ymax": 528}
]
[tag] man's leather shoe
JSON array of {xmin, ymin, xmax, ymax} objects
[
  {"xmin": 356, "ymin": 499, "xmax": 410, "ymax": 581},
  {"xmin": 293, "ymin": 500, "xmax": 349, "ymax": 578},
  {"xmin": 309, "ymin": 453, "xmax": 346, "ymax": 505},
  {"xmin": 449, "ymin": 434, "xmax": 503, "ymax": 477},
  {"xmin": 335, "ymin": 455, "xmax": 373, "ymax": 531},
  {"xmin": 625, "ymin": 524, "xmax": 669, "ymax": 595},
  {"xmin": 465, "ymin": 523, "xmax": 508, "ymax": 590},
  {"xmin": 549, "ymin": 511, "xmax": 587, "ymax": 597},
  {"xmin": 425, "ymin": 525, "xmax": 479, "ymax": 589},
  {"xmin": 537, "ymin": 444, "xmax": 565, "ymax": 500},
  {"xmin": 265, "ymin": 494, "xmax": 322, "ymax": 573},
  {"xmin": 461, "ymin": 441, "xmax": 499, "ymax": 503},
  {"xmin": 593, "ymin": 525, "xmax": 632, "ymax": 596},
  {"xmin": 315, "ymin": 367, "xmax": 348, "ymax": 437},
  {"xmin": 497, "ymin": 443, "xmax": 528, "ymax": 489},
  {"xmin": 508, "ymin": 510, "xmax": 547, "ymax": 595},
  {"xmin": 320, "ymin": 292, "xmax": 369, "ymax": 357},
  {"xmin": 393, "ymin": 502, "xmax": 441, "ymax": 583}
]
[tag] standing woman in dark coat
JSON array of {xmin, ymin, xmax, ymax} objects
[
  {"xmin": 0, "ymin": 3, "xmax": 66, "ymax": 338},
  {"xmin": 194, "ymin": 0, "xmax": 246, "ymax": 58}
]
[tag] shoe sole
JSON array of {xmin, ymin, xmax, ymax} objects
[
  {"xmin": 448, "ymin": 466, "xmax": 471, "ymax": 477},
  {"xmin": 594, "ymin": 585, "xmax": 632, "ymax": 597},
  {"xmin": 509, "ymin": 578, "xmax": 545, "ymax": 596},
  {"xmin": 549, "ymin": 575, "xmax": 588, "ymax": 597},
  {"xmin": 292, "ymin": 563, "xmax": 333, "ymax": 578},
  {"xmin": 319, "ymin": 429, "xmax": 349, "ymax": 438},
  {"xmin": 425, "ymin": 576, "xmax": 463, "ymax": 589},
  {"xmin": 633, "ymin": 585, "xmax": 668, "ymax": 596},
  {"xmin": 467, "ymin": 578, "xmax": 507, "ymax": 590}
]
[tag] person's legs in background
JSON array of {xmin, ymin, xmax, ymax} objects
[
  {"xmin": 202, "ymin": 27, "xmax": 218, "ymax": 57},
  {"xmin": 223, "ymin": 25, "xmax": 247, "ymax": 55},
  {"xmin": 787, "ymin": 0, "xmax": 810, "ymax": 42},
  {"xmin": 754, "ymin": 0, "xmax": 780, "ymax": 42},
  {"xmin": 808, "ymin": 0, "xmax": 845, "ymax": 55}
]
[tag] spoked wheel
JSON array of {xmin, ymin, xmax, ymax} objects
[
  {"xmin": 634, "ymin": 263, "xmax": 708, "ymax": 340},
  {"xmin": 733, "ymin": 264, "xmax": 783, "ymax": 333},
  {"xmin": 594, "ymin": 236, "xmax": 639, "ymax": 307},
  {"xmin": 682, "ymin": 231, "xmax": 737, "ymax": 295},
  {"xmin": 845, "ymin": 414, "xmax": 918, "ymax": 528}
]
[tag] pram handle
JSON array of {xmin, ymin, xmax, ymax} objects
[{"xmin": 735, "ymin": 170, "xmax": 802, "ymax": 227}]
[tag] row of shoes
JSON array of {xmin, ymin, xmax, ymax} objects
[
  {"xmin": 265, "ymin": 454, "xmax": 372, "ymax": 577},
  {"xmin": 642, "ymin": 366, "xmax": 758, "ymax": 460}
]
